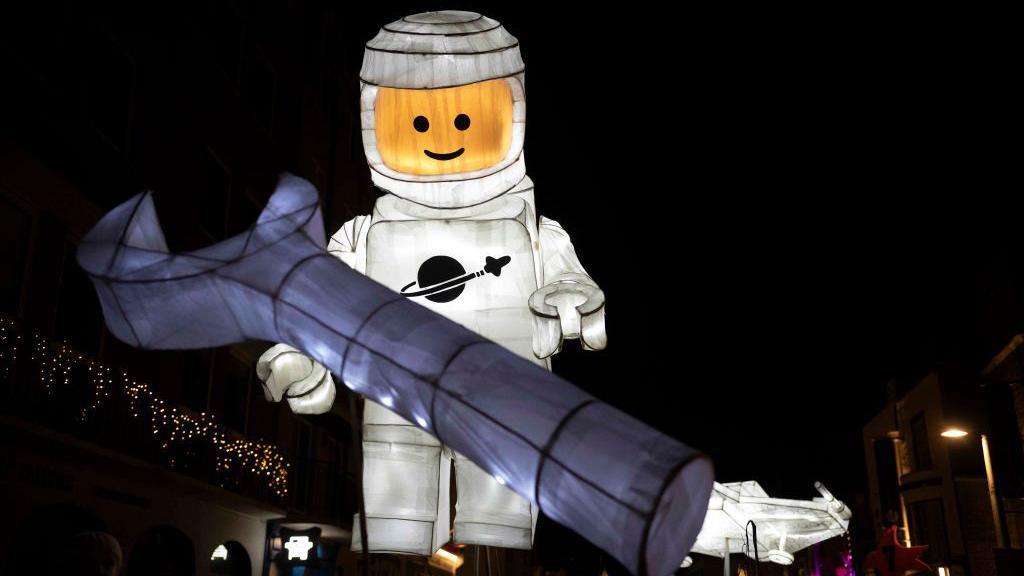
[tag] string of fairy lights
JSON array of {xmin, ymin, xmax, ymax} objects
[
  {"xmin": 842, "ymin": 530, "xmax": 856, "ymax": 576},
  {"xmin": 0, "ymin": 316, "xmax": 289, "ymax": 499}
]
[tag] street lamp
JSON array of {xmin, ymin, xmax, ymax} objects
[{"xmin": 940, "ymin": 428, "xmax": 1006, "ymax": 548}]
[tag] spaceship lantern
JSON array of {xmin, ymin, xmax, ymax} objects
[
  {"xmin": 76, "ymin": 175, "xmax": 713, "ymax": 576},
  {"xmin": 683, "ymin": 481, "xmax": 851, "ymax": 574}
]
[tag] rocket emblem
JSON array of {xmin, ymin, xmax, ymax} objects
[{"xmin": 400, "ymin": 255, "xmax": 511, "ymax": 303}]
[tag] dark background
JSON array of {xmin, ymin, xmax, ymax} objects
[{"xmin": 1, "ymin": 0, "xmax": 1017, "ymax": 571}]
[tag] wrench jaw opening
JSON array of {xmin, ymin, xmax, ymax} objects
[
  {"xmin": 76, "ymin": 191, "xmax": 168, "ymax": 348},
  {"xmin": 76, "ymin": 174, "xmax": 324, "ymax": 351},
  {"xmin": 77, "ymin": 191, "xmax": 167, "ymax": 277}
]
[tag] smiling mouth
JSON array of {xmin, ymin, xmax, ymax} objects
[{"xmin": 423, "ymin": 148, "xmax": 465, "ymax": 161}]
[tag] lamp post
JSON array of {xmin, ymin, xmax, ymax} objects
[
  {"xmin": 887, "ymin": 431, "xmax": 913, "ymax": 547},
  {"xmin": 941, "ymin": 428, "xmax": 1007, "ymax": 548}
]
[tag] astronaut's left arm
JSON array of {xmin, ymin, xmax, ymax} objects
[{"xmin": 530, "ymin": 216, "xmax": 607, "ymax": 358}]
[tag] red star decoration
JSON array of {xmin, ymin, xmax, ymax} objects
[{"xmin": 863, "ymin": 526, "xmax": 932, "ymax": 576}]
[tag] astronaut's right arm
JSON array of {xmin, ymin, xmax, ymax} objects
[
  {"xmin": 255, "ymin": 215, "xmax": 370, "ymax": 414},
  {"xmin": 327, "ymin": 215, "xmax": 370, "ymax": 270}
]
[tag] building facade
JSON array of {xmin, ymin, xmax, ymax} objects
[
  {"xmin": 976, "ymin": 335, "xmax": 1024, "ymax": 573},
  {"xmin": 0, "ymin": 2, "xmax": 374, "ymax": 574},
  {"xmin": 862, "ymin": 371, "xmax": 996, "ymax": 575}
]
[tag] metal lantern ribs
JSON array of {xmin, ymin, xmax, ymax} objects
[{"xmin": 76, "ymin": 175, "xmax": 714, "ymax": 576}]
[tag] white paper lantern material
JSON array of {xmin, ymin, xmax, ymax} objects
[
  {"xmin": 77, "ymin": 176, "xmax": 713, "ymax": 576},
  {"xmin": 684, "ymin": 481, "xmax": 851, "ymax": 568},
  {"xmin": 360, "ymin": 11, "xmax": 524, "ymax": 90}
]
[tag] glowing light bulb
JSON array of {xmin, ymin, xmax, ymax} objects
[
  {"xmin": 211, "ymin": 544, "xmax": 229, "ymax": 560},
  {"xmin": 285, "ymin": 536, "xmax": 314, "ymax": 560}
]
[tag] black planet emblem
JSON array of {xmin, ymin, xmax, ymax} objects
[{"xmin": 401, "ymin": 255, "xmax": 511, "ymax": 303}]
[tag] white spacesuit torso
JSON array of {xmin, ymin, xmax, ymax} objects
[
  {"xmin": 331, "ymin": 178, "xmax": 549, "ymax": 368},
  {"xmin": 328, "ymin": 176, "xmax": 596, "ymax": 551}
]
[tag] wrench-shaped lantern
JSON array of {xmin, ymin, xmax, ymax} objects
[{"xmin": 77, "ymin": 174, "xmax": 713, "ymax": 576}]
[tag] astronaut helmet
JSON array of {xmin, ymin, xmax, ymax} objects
[{"xmin": 359, "ymin": 10, "xmax": 526, "ymax": 209}]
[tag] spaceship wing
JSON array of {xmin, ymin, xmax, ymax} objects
[{"xmin": 690, "ymin": 481, "xmax": 851, "ymax": 566}]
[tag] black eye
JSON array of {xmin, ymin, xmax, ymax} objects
[
  {"xmin": 454, "ymin": 114, "xmax": 471, "ymax": 131},
  {"xmin": 413, "ymin": 115, "xmax": 429, "ymax": 132}
]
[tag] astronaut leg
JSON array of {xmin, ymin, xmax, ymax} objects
[
  {"xmin": 352, "ymin": 401, "xmax": 450, "ymax": 555},
  {"xmin": 453, "ymin": 452, "xmax": 535, "ymax": 549}
]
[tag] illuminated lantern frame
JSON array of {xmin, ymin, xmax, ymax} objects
[
  {"xmin": 76, "ymin": 176, "xmax": 713, "ymax": 576},
  {"xmin": 685, "ymin": 481, "xmax": 851, "ymax": 574}
]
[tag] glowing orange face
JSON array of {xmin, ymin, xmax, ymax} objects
[{"xmin": 374, "ymin": 79, "xmax": 513, "ymax": 176}]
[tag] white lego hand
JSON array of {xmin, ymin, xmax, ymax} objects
[
  {"xmin": 529, "ymin": 273, "xmax": 607, "ymax": 359},
  {"xmin": 255, "ymin": 344, "xmax": 336, "ymax": 414}
]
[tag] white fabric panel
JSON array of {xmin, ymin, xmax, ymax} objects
[
  {"xmin": 255, "ymin": 343, "xmax": 336, "ymax": 414},
  {"xmin": 689, "ymin": 481, "xmax": 851, "ymax": 566},
  {"xmin": 327, "ymin": 215, "xmax": 370, "ymax": 269},
  {"xmin": 455, "ymin": 453, "xmax": 533, "ymax": 549},
  {"xmin": 381, "ymin": 11, "xmax": 510, "ymax": 37},
  {"xmin": 351, "ymin": 517, "xmax": 434, "ymax": 555},
  {"xmin": 360, "ymin": 11, "xmax": 524, "ymax": 90},
  {"xmin": 364, "ymin": 196, "xmax": 542, "ymax": 367},
  {"xmin": 360, "ymin": 49, "xmax": 524, "ymax": 91},
  {"xmin": 366, "ymin": 180, "xmax": 542, "ymax": 307},
  {"xmin": 354, "ymin": 400, "xmax": 450, "ymax": 554},
  {"xmin": 531, "ymin": 218, "xmax": 607, "ymax": 355},
  {"xmin": 331, "ymin": 196, "xmax": 549, "ymax": 551}
]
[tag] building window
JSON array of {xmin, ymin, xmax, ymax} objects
[
  {"xmin": 247, "ymin": 377, "xmax": 280, "ymax": 441},
  {"xmin": 209, "ymin": 540, "xmax": 252, "ymax": 576},
  {"xmin": 86, "ymin": 34, "xmax": 136, "ymax": 154},
  {"xmin": 312, "ymin": 157, "xmax": 327, "ymax": 194},
  {"xmin": 204, "ymin": 1, "xmax": 243, "ymax": 85},
  {"xmin": 907, "ymin": 499, "xmax": 950, "ymax": 563},
  {"xmin": 124, "ymin": 525, "xmax": 196, "ymax": 576},
  {"xmin": 198, "ymin": 147, "xmax": 230, "ymax": 240},
  {"xmin": 54, "ymin": 241, "xmax": 104, "ymax": 355},
  {"xmin": 910, "ymin": 412, "xmax": 932, "ymax": 471},
  {"xmin": 180, "ymin": 349, "xmax": 213, "ymax": 413},
  {"xmin": 226, "ymin": 187, "xmax": 259, "ymax": 238},
  {"xmin": 290, "ymin": 418, "xmax": 312, "ymax": 512},
  {"xmin": 0, "ymin": 196, "xmax": 32, "ymax": 316},
  {"xmin": 209, "ymin": 347, "xmax": 251, "ymax": 434},
  {"xmin": 2, "ymin": 3, "xmax": 61, "ymax": 82},
  {"xmin": 241, "ymin": 42, "xmax": 276, "ymax": 134},
  {"xmin": 873, "ymin": 438, "xmax": 902, "ymax": 524}
]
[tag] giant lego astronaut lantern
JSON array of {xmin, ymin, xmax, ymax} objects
[{"xmin": 256, "ymin": 11, "xmax": 606, "ymax": 554}]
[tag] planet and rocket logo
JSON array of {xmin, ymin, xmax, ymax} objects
[{"xmin": 401, "ymin": 254, "xmax": 511, "ymax": 303}]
